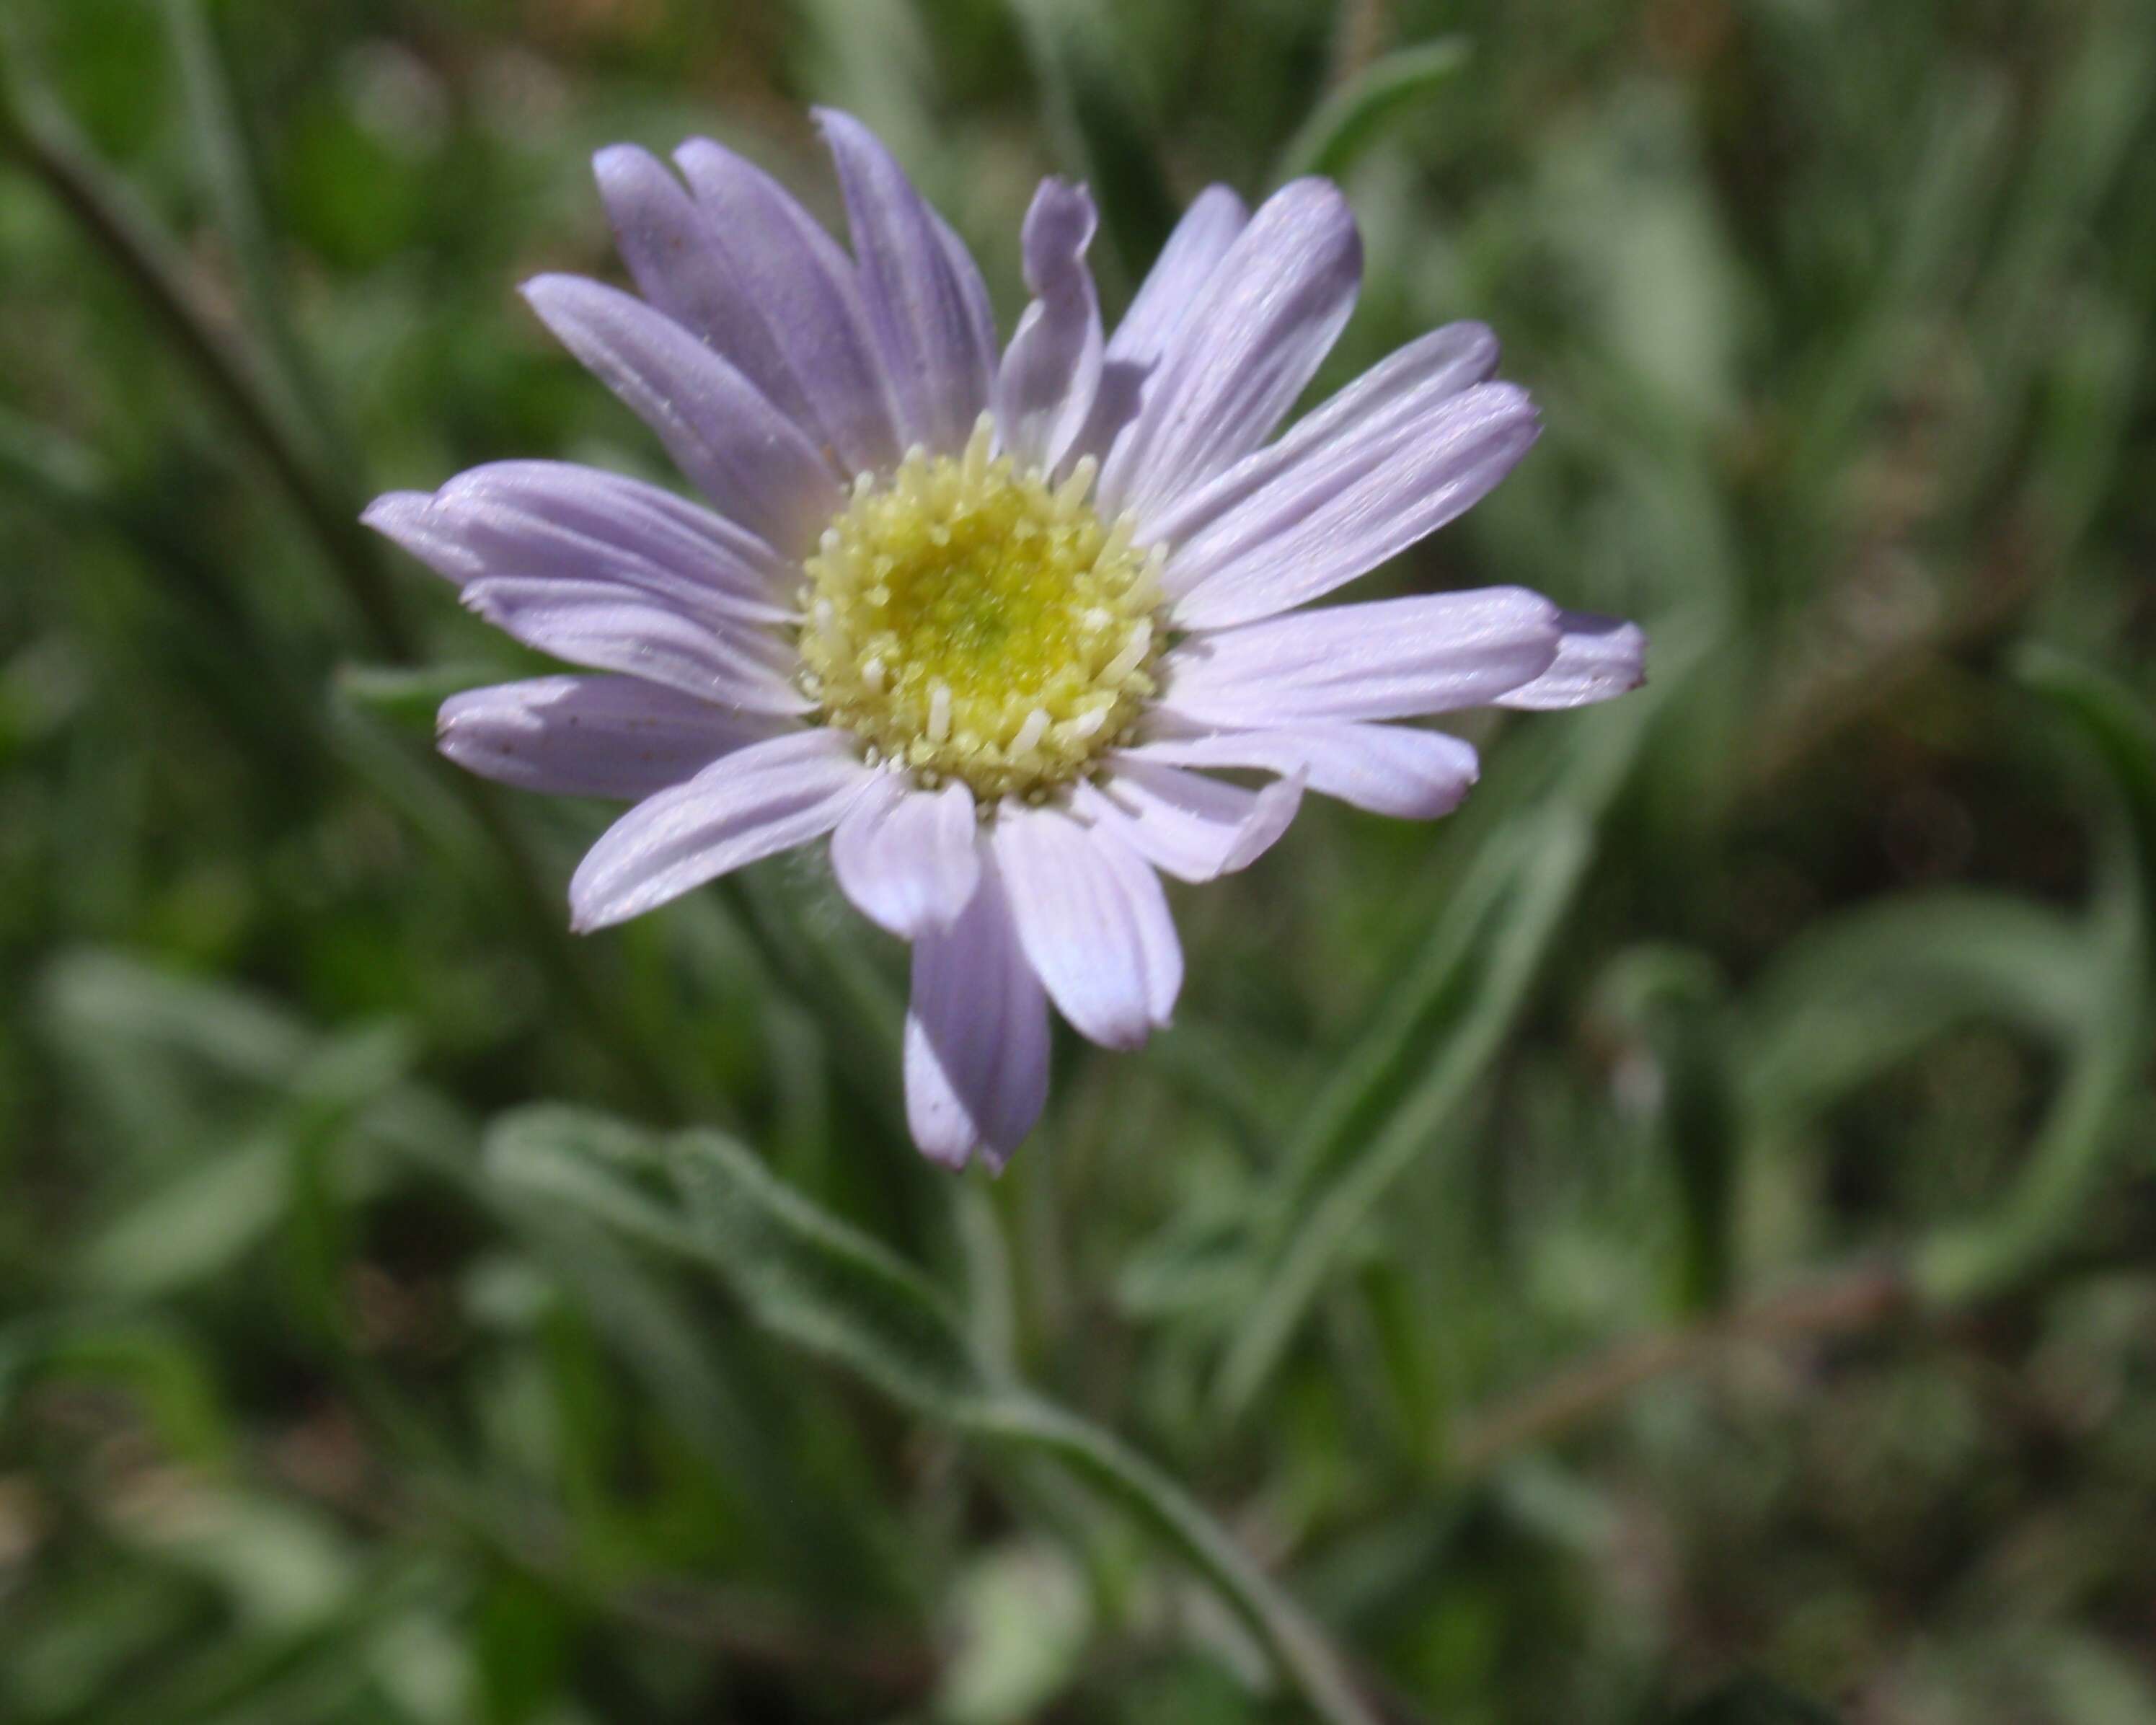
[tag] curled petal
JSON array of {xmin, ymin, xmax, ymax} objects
[
  {"xmin": 995, "ymin": 179, "xmax": 1105, "ymax": 475},
  {"xmin": 363, "ymin": 461, "xmax": 791, "ymax": 627},
  {"xmin": 817, "ymin": 108, "xmax": 998, "ymax": 455},
  {"xmin": 569, "ymin": 730, "xmax": 870, "ymax": 930},
  {"xmin": 992, "ymin": 806, "xmax": 1181, "ymax": 1048},
  {"xmin": 1161, "ymin": 587, "xmax": 1560, "ymax": 725},
  {"xmin": 438, "ymin": 674, "xmax": 795, "ymax": 799},
  {"xmin": 1078, "ymin": 759, "xmax": 1304, "ymax": 882},
  {"xmin": 521, "ymin": 275, "xmax": 840, "ymax": 555},
  {"xmin": 1097, "ymin": 180, "xmax": 1361, "ymax": 524},
  {"xmin": 829, "ymin": 773, "xmax": 983, "ymax": 938},
  {"xmin": 905, "ymin": 862, "xmax": 1050, "ymax": 1170},
  {"xmin": 1496, "ymin": 612, "xmax": 1648, "ymax": 709},
  {"xmin": 1128, "ymin": 722, "xmax": 1480, "ymax": 819}
]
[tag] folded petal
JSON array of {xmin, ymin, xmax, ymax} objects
[
  {"xmin": 817, "ymin": 108, "xmax": 997, "ymax": 456},
  {"xmin": 363, "ymin": 461, "xmax": 791, "ymax": 628},
  {"xmin": 1128, "ymin": 721, "xmax": 1480, "ymax": 819},
  {"xmin": 1495, "ymin": 612, "xmax": 1647, "ymax": 709},
  {"xmin": 438, "ymin": 675, "xmax": 794, "ymax": 799},
  {"xmin": 458, "ymin": 578, "xmax": 806, "ymax": 715},
  {"xmin": 1164, "ymin": 381, "xmax": 1539, "ymax": 630},
  {"xmin": 905, "ymin": 862, "xmax": 1048, "ymax": 1169},
  {"xmin": 669, "ymin": 138, "xmax": 904, "ymax": 475},
  {"xmin": 1161, "ymin": 587, "xmax": 1560, "ymax": 725},
  {"xmin": 994, "ymin": 179, "xmax": 1104, "ymax": 475},
  {"xmin": 569, "ymin": 730, "xmax": 870, "ymax": 930},
  {"xmin": 1077, "ymin": 758, "xmax": 1304, "ymax": 881},
  {"xmin": 1097, "ymin": 180, "xmax": 1361, "ymax": 524},
  {"xmin": 521, "ymin": 275, "xmax": 841, "ymax": 555},
  {"xmin": 829, "ymin": 772, "xmax": 983, "ymax": 938},
  {"xmin": 992, "ymin": 805, "xmax": 1181, "ymax": 1048}
]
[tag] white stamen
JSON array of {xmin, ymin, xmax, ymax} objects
[
  {"xmin": 927, "ymin": 683, "xmax": 952, "ymax": 744},
  {"xmin": 1103, "ymin": 618, "xmax": 1153, "ymax": 683},
  {"xmin": 862, "ymin": 656, "xmax": 885, "ymax": 693},
  {"xmin": 1011, "ymin": 707, "xmax": 1051, "ymax": 756}
]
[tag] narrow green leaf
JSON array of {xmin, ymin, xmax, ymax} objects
[
  {"xmin": 1006, "ymin": 0, "xmax": 1178, "ymax": 282},
  {"xmin": 1915, "ymin": 654, "xmax": 2154, "ymax": 1302},
  {"xmin": 491, "ymin": 1109, "xmax": 1382, "ymax": 1725},
  {"xmin": 1213, "ymin": 811, "xmax": 1591, "ymax": 1417},
  {"xmin": 1595, "ymin": 948, "xmax": 1738, "ymax": 1310},
  {"xmin": 1276, "ymin": 38, "xmax": 1472, "ymax": 184}
]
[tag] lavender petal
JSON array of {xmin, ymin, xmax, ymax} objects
[
  {"xmin": 521, "ymin": 275, "xmax": 841, "ymax": 555},
  {"xmin": 363, "ymin": 461, "xmax": 792, "ymax": 628},
  {"xmin": 1128, "ymin": 721, "xmax": 1480, "ymax": 819},
  {"xmin": 1077, "ymin": 758, "xmax": 1303, "ymax": 882},
  {"xmin": 992, "ymin": 804, "xmax": 1181, "ymax": 1048},
  {"xmin": 1097, "ymin": 179, "xmax": 1361, "ymax": 524},
  {"xmin": 438, "ymin": 675, "xmax": 795, "ymax": 800},
  {"xmin": 904, "ymin": 861, "xmax": 1049, "ymax": 1170},
  {"xmin": 569, "ymin": 729, "xmax": 870, "ymax": 930},
  {"xmin": 671, "ymin": 138, "xmax": 904, "ymax": 475},
  {"xmin": 1160, "ymin": 587, "xmax": 1560, "ymax": 725},
  {"xmin": 816, "ymin": 108, "xmax": 997, "ymax": 456},
  {"xmin": 994, "ymin": 179, "xmax": 1104, "ymax": 475},
  {"xmin": 829, "ymin": 772, "xmax": 983, "ymax": 938},
  {"xmin": 1496, "ymin": 613, "xmax": 1648, "ymax": 709},
  {"xmin": 1165, "ymin": 381, "xmax": 1540, "ymax": 629}
]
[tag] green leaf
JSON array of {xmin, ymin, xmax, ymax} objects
[
  {"xmin": 490, "ymin": 1108, "xmax": 1383, "ymax": 1725},
  {"xmin": 1005, "ymin": 0, "xmax": 1178, "ymax": 282},
  {"xmin": 1736, "ymin": 891, "xmax": 2093, "ymax": 1126},
  {"xmin": 1914, "ymin": 653, "xmax": 2155, "ymax": 1302},
  {"xmin": 1594, "ymin": 947, "xmax": 1739, "ymax": 1310},
  {"xmin": 1276, "ymin": 38, "xmax": 1472, "ymax": 183}
]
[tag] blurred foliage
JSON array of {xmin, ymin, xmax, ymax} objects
[{"xmin": 3, "ymin": 0, "xmax": 2155, "ymax": 1720}]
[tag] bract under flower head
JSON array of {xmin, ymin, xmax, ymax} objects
[
  {"xmin": 365, "ymin": 112, "xmax": 1648, "ymax": 1171},
  {"xmin": 800, "ymin": 419, "xmax": 1161, "ymax": 799}
]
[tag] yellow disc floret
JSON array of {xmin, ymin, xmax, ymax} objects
[{"xmin": 799, "ymin": 416, "xmax": 1164, "ymax": 800}]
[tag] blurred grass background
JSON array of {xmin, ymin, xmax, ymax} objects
[{"xmin": 3, "ymin": 0, "xmax": 2155, "ymax": 1720}]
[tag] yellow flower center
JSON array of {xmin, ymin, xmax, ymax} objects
[{"xmin": 799, "ymin": 417, "xmax": 1163, "ymax": 800}]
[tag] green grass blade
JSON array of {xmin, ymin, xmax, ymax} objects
[{"xmin": 1276, "ymin": 38, "xmax": 1472, "ymax": 183}]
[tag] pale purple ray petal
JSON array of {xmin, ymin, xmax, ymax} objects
[
  {"xmin": 1070, "ymin": 185, "xmax": 1247, "ymax": 464},
  {"xmin": 1096, "ymin": 180, "xmax": 1361, "ymax": 524},
  {"xmin": 994, "ymin": 179, "xmax": 1104, "ymax": 475},
  {"xmin": 816, "ymin": 108, "xmax": 997, "ymax": 456},
  {"xmin": 569, "ymin": 729, "xmax": 872, "ymax": 930},
  {"xmin": 362, "ymin": 462, "xmax": 792, "ymax": 628},
  {"xmin": 829, "ymin": 772, "xmax": 982, "ymax": 938},
  {"xmin": 992, "ymin": 804, "xmax": 1181, "ymax": 1047},
  {"xmin": 1161, "ymin": 587, "xmax": 1561, "ymax": 725},
  {"xmin": 596, "ymin": 145, "xmax": 893, "ymax": 479},
  {"xmin": 905, "ymin": 861, "xmax": 1048, "ymax": 1170},
  {"xmin": 438, "ymin": 675, "xmax": 796, "ymax": 799},
  {"xmin": 1145, "ymin": 322, "xmax": 1498, "ymax": 552},
  {"xmin": 521, "ymin": 275, "xmax": 841, "ymax": 555},
  {"xmin": 1075, "ymin": 759, "xmax": 1304, "ymax": 882},
  {"xmin": 670, "ymin": 138, "xmax": 904, "ymax": 475},
  {"xmin": 457, "ymin": 579, "xmax": 808, "ymax": 715},
  {"xmin": 1165, "ymin": 381, "xmax": 1539, "ymax": 629},
  {"xmin": 1495, "ymin": 612, "xmax": 1648, "ymax": 709},
  {"xmin": 1128, "ymin": 722, "xmax": 1480, "ymax": 819},
  {"xmin": 1105, "ymin": 185, "xmax": 1248, "ymax": 368}
]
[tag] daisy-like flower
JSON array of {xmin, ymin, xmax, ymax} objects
[{"xmin": 366, "ymin": 111, "xmax": 1643, "ymax": 1170}]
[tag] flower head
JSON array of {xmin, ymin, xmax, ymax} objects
[{"xmin": 365, "ymin": 111, "xmax": 1645, "ymax": 1169}]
